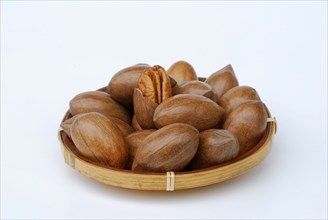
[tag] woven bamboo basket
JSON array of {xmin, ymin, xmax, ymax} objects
[{"xmin": 58, "ymin": 86, "xmax": 277, "ymax": 191}]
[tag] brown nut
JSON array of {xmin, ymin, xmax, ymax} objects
[
  {"xmin": 132, "ymin": 123, "xmax": 199, "ymax": 172},
  {"xmin": 125, "ymin": 129, "xmax": 156, "ymax": 169},
  {"xmin": 223, "ymin": 100, "xmax": 267, "ymax": 155},
  {"xmin": 205, "ymin": 64, "xmax": 239, "ymax": 101},
  {"xmin": 167, "ymin": 60, "xmax": 198, "ymax": 83},
  {"xmin": 218, "ymin": 86, "xmax": 261, "ymax": 118},
  {"xmin": 219, "ymin": 86, "xmax": 261, "ymax": 115},
  {"xmin": 131, "ymin": 114, "xmax": 142, "ymax": 131},
  {"xmin": 153, "ymin": 94, "xmax": 225, "ymax": 131},
  {"xmin": 69, "ymin": 91, "xmax": 131, "ymax": 124},
  {"xmin": 173, "ymin": 80, "xmax": 216, "ymax": 101},
  {"xmin": 188, "ymin": 129, "xmax": 239, "ymax": 170},
  {"xmin": 108, "ymin": 64, "xmax": 150, "ymax": 105},
  {"xmin": 133, "ymin": 88, "xmax": 158, "ymax": 129},
  {"xmin": 61, "ymin": 113, "xmax": 133, "ymax": 138},
  {"xmin": 70, "ymin": 112, "xmax": 128, "ymax": 168}
]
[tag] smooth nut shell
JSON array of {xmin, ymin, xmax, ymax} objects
[
  {"xmin": 219, "ymin": 86, "xmax": 261, "ymax": 117},
  {"xmin": 188, "ymin": 129, "xmax": 239, "ymax": 170},
  {"xmin": 70, "ymin": 112, "xmax": 128, "ymax": 168},
  {"xmin": 223, "ymin": 100, "xmax": 267, "ymax": 155},
  {"xmin": 61, "ymin": 113, "xmax": 133, "ymax": 138},
  {"xmin": 132, "ymin": 123, "xmax": 199, "ymax": 172},
  {"xmin": 153, "ymin": 94, "xmax": 225, "ymax": 131},
  {"xmin": 125, "ymin": 130, "xmax": 156, "ymax": 169},
  {"xmin": 69, "ymin": 91, "xmax": 131, "ymax": 124},
  {"xmin": 133, "ymin": 88, "xmax": 158, "ymax": 129},
  {"xmin": 108, "ymin": 117, "xmax": 134, "ymax": 137},
  {"xmin": 173, "ymin": 80, "xmax": 215, "ymax": 101},
  {"xmin": 205, "ymin": 64, "xmax": 239, "ymax": 101},
  {"xmin": 108, "ymin": 64, "xmax": 149, "ymax": 105},
  {"xmin": 167, "ymin": 61, "xmax": 198, "ymax": 83}
]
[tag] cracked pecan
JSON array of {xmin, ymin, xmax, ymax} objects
[{"xmin": 138, "ymin": 65, "xmax": 172, "ymax": 104}]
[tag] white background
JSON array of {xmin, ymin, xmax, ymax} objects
[{"xmin": 1, "ymin": 1, "xmax": 327, "ymax": 219}]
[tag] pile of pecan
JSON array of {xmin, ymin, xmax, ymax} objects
[{"xmin": 61, "ymin": 61, "xmax": 268, "ymax": 172}]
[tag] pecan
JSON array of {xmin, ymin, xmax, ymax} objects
[
  {"xmin": 137, "ymin": 65, "xmax": 172, "ymax": 104},
  {"xmin": 138, "ymin": 71, "xmax": 157, "ymax": 103}
]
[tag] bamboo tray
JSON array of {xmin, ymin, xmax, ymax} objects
[{"xmin": 58, "ymin": 87, "xmax": 277, "ymax": 191}]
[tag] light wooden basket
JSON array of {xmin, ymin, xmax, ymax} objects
[{"xmin": 58, "ymin": 86, "xmax": 277, "ymax": 191}]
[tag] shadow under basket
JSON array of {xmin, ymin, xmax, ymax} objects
[{"xmin": 58, "ymin": 86, "xmax": 277, "ymax": 191}]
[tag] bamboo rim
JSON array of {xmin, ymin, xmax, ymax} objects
[{"xmin": 58, "ymin": 89, "xmax": 277, "ymax": 191}]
